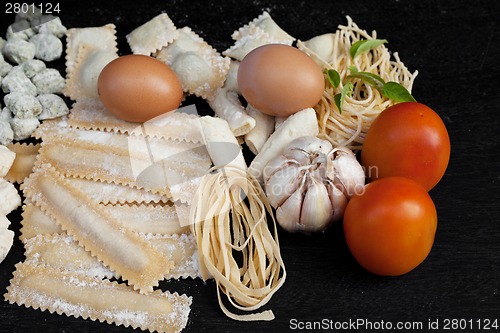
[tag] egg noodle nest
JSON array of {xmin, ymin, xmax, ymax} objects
[{"xmin": 299, "ymin": 16, "xmax": 418, "ymax": 150}]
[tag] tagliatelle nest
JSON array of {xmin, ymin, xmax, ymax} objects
[
  {"xmin": 298, "ymin": 16, "xmax": 418, "ymax": 150},
  {"xmin": 190, "ymin": 166, "xmax": 286, "ymax": 321}
]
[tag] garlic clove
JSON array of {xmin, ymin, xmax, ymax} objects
[
  {"xmin": 284, "ymin": 148, "xmax": 310, "ymax": 166},
  {"xmin": 299, "ymin": 179, "xmax": 333, "ymax": 232},
  {"xmin": 263, "ymin": 155, "xmax": 295, "ymax": 183},
  {"xmin": 333, "ymin": 146, "xmax": 356, "ymax": 157},
  {"xmin": 332, "ymin": 151, "xmax": 366, "ymax": 198},
  {"xmin": 265, "ymin": 164, "xmax": 303, "ymax": 208},
  {"xmin": 276, "ymin": 179, "xmax": 306, "ymax": 232},
  {"xmin": 327, "ymin": 181, "xmax": 348, "ymax": 222}
]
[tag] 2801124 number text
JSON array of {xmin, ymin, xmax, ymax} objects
[
  {"xmin": 5, "ymin": 3, "xmax": 60, "ymax": 14},
  {"xmin": 442, "ymin": 319, "xmax": 499, "ymax": 330}
]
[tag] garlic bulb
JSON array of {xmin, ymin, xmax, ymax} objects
[{"xmin": 263, "ymin": 136, "xmax": 365, "ymax": 233}]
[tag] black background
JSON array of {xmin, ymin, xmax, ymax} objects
[{"xmin": 1, "ymin": 0, "xmax": 499, "ymax": 332}]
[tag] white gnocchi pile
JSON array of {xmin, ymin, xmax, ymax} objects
[
  {"xmin": 0, "ymin": 145, "xmax": 21, "ymax": 263},
  {"xmin": 0, "ymin": 8, "xmax": 69, "ymax": 263},
  {"xmin": 0, "ymin": 8, "xmax": 69, "ymax": 145}
]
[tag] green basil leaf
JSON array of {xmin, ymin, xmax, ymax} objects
[
  {"xmin": 347, "ymin": 71, "xmax": 386, "ymax": 90},
  {"xmin": 334, "ymin": 82, "xmax": 354, "ymax": 114},
  {"xmin": 327, "ymin": 69, "xmax": 340, "ymax": 88},
  {"xmin": 334, "ymin": 94, "xmax": 342, "ymax": 114},
  {"xmin": 348, "ymin": 65, "xmax": 359, "ymax": 74},
  {"xmin": 350, "ymin": 39, "xmax": 388, "ymax": 59},
  {"xmin": 381, "ymin": 82, "xmax": 416, "ymax": 102}
]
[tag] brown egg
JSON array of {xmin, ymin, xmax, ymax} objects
[
  {"xmin": 98, "ymin": 54, "xmax": 183, "ymax": 123},
  {"xmin": 237, "ymin": 44, "xmax": 325, "ymax": 117}
]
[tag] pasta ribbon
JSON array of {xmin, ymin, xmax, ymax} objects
[{"xmin": 190, "ymin": 116, "xmax": 286, "ymax": 321}]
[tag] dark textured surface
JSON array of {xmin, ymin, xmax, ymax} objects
[{"xmin": 0, "ymin": 0, "xmax": 499, "ymax": 332}]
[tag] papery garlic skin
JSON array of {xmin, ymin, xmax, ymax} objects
[{"xmin": 264, "ymin": 136, "xmax": 365, "ymax": 233}]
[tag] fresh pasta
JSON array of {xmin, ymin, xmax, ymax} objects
[
  {"xmin": 190, "ymin": 167, "xmax": 286, "ymax": 321},
  {"xmin": 298, "ymin": 16, "xmax": 418, "ymax": 150},
  {"xmin": 190, "ymin": 116, "xmax": 286, "ymax": 321}
]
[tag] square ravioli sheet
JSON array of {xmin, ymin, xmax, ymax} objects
[
  {"xmin": 155, "ymin": 27, "xmax": 230, "ymax": 100},
  {"xmin": 127, "ymin": 13, "xmax": 179, "ymax": 55}
]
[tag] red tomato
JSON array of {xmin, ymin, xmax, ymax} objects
[
  {"xmin": 343, "ymin": 177, "xmax": 437, "ymax": 276},
  {"xmin": 361, "ymin": 102, "xmax": 450, "ymax": 191}
]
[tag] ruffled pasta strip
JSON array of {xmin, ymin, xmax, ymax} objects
[
  {"xmin": 22, "ymin": 165, "xmax": 173, "ymax": 293},
  {"xmin": 24, "ymin": 233, "xmax": 115, "ymax": 279},
  {"xmin": 104, "ymin": 203, "xmax": 190, "ymax": 235},
  {"xmin": 20, "ymin": 201, "xmax": 62, "ymax": 242},
  {"xmin": 36, "ymin": 138, "xmax": 208, "ymax": 201},
  {"xmin": 142, "ymin": 233, "xmax": 200, "ymax": 280},
  {"xmin": 297, "ymin": 16, "xmax": 418, "ymax": 150},
  {"xmin": 20, "ymin": 202, "xmax": 189, "ymax": 242},
  {"xmin": 67, "ymin": 99, "xmax": 204, "ymax": 143},
  {"xmin": 66, "ymin": 176, "xmax": 171, "ymax": 205},
  {"xmin": 191, "ymin": 116, "xmax": 286, "ymax": 321},
  {"xmin": 24, "ymin": 233, "xmax": 200, "ymax": 280},
  {"xmin": 5, "ymin": 262, "xmax": 192, "ymax": 333},
  {"xmin": 35, "ymin": 118, "xmax": 210, "ymax": 168},
  {"xmin": 36, "ymin": 141, "xmax": 169, "ymax": 197},
  {"xmin": 5, "ymin": 142, "xmax": 40, "ymax": 183}
]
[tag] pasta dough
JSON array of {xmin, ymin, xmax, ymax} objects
[
  {"xmin": 244, "ymin": 104, "xmax": 275, "ymax": 155},
  {"xmin": 191, "ymin": 116, "xmax": 286, "ymax": 321},
  {"xmin": 127, "ymin": 13, "xmax": 179, "ymax": 55},
  {"xmin": 23, "ymin": 232, "xmax": 200, "ymax": 280},
  {"xmin": 4, "ymin": 142, "xmax": 40, "ymax": 183},
  {"xmin": 20, "ymin": 202, "xmax": 189, "ymax": 242},
  {"xmin": 65, "ymin": 24, "xmax": 117, "ymax": 75},
  {"xmin": 155, "ymin": 27, "xmax": 230, "ymax": 99},
  {"xmin": 66, "ymin": 176, "xmax": 171, "ymax": 205},
  {"xmin": 0, "ymin": 145, "xmax": 16, "ymax": 177},
  {"xmin": 223, "ymin": 11, "xmax": 295, "ymax": 61},
  {"xmin": 20, "ymin": 201, "xmax": 62, "ymax": 241},
  {"xmin": 207, "ymin": 61, "xmax": 256, "ymax": 136},
  {"xmin": 22, "ymin": 165, "xmax": 174, "ymax": 293},
  {"xmin": 67, "ymin": 99, "xmax": 204, "ymax": 143},
  {"xmin": 5, "ymin": 262, "xmax": 192, "ymax": 333},
  {"xmin": 64, "ymin": 24, "xmax": 118, "ymax": 100},
  {"xmin": 35, "ymin": 118, "xmax": 210, "ymax": 168},
  {"xmin": 65, "ymin": 44, "xmax": 118, "ymax": 100}
]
